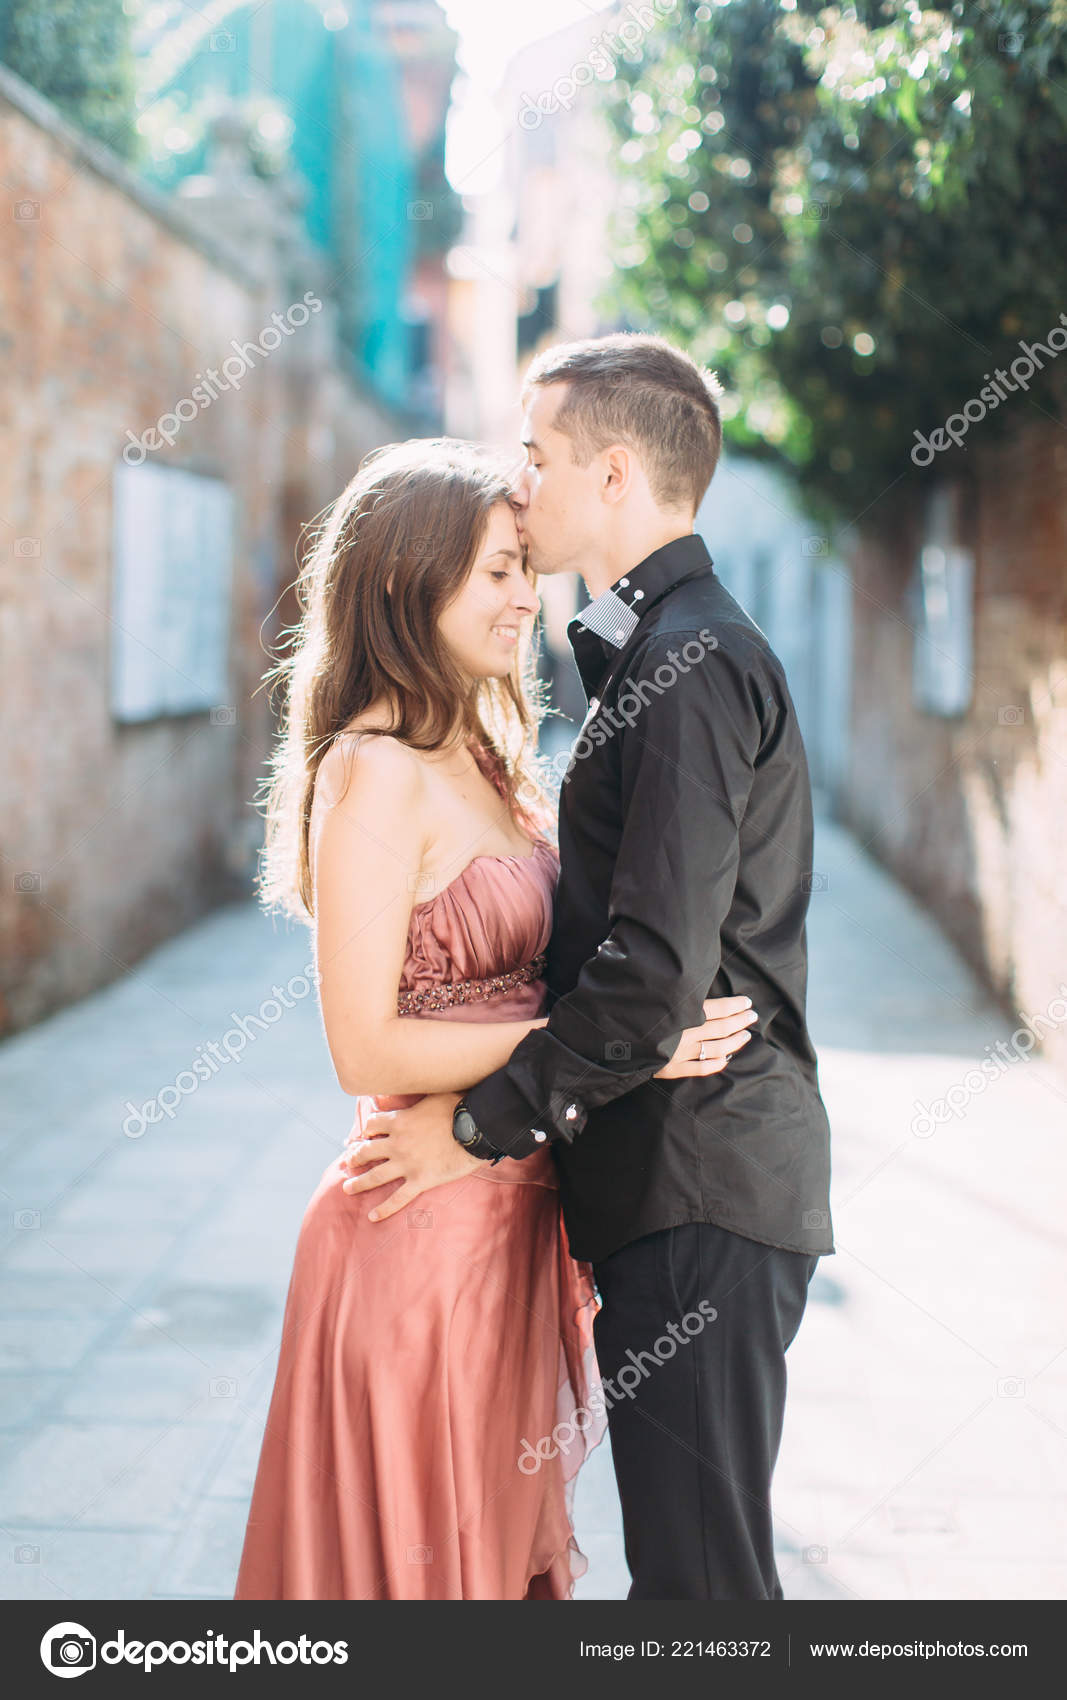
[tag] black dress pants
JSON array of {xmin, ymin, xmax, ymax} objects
[{"xmin": 591, "ymin": 1221, "xmax": 819, "ymax": 1601}]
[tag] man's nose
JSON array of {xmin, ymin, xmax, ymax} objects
[{"xmin": 509, "ymin": 473, "xmax": 530, "ymax": 509}]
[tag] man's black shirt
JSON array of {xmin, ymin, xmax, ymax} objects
[{"xmin": 465, "ymin": 534, "xmax": 834, "ymax": 1263}]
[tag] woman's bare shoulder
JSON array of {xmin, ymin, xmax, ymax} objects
[{"xmin": 316, "ymin": 728, "xmax": 424, "ymax": 811}]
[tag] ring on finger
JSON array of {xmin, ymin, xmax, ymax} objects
[{"xmin": 699, "ymin": 1040, "xmax": 709, "ymax": 1061}]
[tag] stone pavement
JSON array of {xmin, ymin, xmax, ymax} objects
[{"xmin": 1, "ymin": 817, "xmax": 1064, "ymax": 1601}]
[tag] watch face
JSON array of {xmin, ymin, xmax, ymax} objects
[{"xmin": 453, "ymin": 1106, "xmax": 478, "ymax": 1147}]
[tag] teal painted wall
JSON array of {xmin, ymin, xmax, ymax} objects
[{"xmin": 141, "ymin": 0, "xmax": 415, "ymax": 407}]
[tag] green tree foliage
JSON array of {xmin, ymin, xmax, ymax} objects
[
  {"xmin": 0, "ymin": 0, "xmax": 137, "ymax": 160},
  {"xmin": 606, "ymin": 0, "xmax": 1067, "ymax": 525}
]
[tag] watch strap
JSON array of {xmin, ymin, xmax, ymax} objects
[{"xmin": 453, "ymin": 1101, "xmax": 506, "ymax": 1165}]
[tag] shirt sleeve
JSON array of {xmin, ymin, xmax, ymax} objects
[{"xmin": 464, "ymin": 628, "xmax": 768, "ymax": 1158}]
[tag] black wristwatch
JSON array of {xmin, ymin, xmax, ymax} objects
[{"xmin": 452, "ymin": 1100, "xmax": 506, "ymax": 1164}]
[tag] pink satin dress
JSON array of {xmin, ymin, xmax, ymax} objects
[{"xmin": 234, "ymin": 835, "xmax": 606, "ymax": 1600}]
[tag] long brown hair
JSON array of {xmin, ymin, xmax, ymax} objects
[{"xmin": 256, "ymin": 438, "xmax": 547, "ymax": 922}]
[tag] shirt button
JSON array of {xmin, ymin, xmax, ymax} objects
[
  {"xmin": 532, "ymin": 1128, "xmax": 547, "ymax": 1142},
  {"xmin": 614, "ymin": 628, "xmax": 625, "ymax": 640},
  {"xmin": 633, "ymin": 589, "xmax": 644, "ymax": 600},
  {"xmin": 564, "ymin": 1104, "xmax": 579, "ymax": 1122},
  {"xmin": 618, "ymin": 578, "xmax": 629, "ymax": 588}
]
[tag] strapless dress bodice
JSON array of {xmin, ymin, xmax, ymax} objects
[{"xmin": 399, "ymin": 837, "xmax": 558, "ymax": 1009}]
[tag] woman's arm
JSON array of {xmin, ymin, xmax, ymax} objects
[
  {"xmin": 312, "ymin": 735, "xmax": 549, "ymax": 1097},
  {"xmin": 371, "ymin": 1014, "xmax": 548, "ymax": 1096}
]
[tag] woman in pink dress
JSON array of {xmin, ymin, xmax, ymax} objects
[{"xmin": 234, "ymin": 440, "xmax": 755, "ymax": 1600}]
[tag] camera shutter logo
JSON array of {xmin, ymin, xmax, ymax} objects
[{"xmin": 40, "ymin": 1623, "xmax": 96, "ymax": 1678}]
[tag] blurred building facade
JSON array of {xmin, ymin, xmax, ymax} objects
[
  {"xmin": 374, "ymin": 0, "xmax": 463, "ymax": 421},
  {"xmin": 136, "ymin": 0, "xmax": 459, "ymax": 416},
  {"xmin": 696, "ymin": 460, "xmax": 853, "ymax": 809},
  {"xmin": 444, "ymin": 11, "xmax": 616, "ymax": 449},
  {"xmin": 444, "ymin": 11, "xmax": 631, "ymax": 738},
  {"xmin": 0, "ymin": 3, "xmax": 456, "ymax": 1037},
  {"xmin": 843, "ymin": 433, "xmax": 1067, "ymax": 1073}
]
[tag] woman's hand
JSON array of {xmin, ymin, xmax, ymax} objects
[{"xmin": 654, "ymin": 995, "xmax": 758, "ymax": 1079}]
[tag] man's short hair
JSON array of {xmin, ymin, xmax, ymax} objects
[{"xmin": 522, "ymin": 332, "xmax": 724, "ymax": 514}]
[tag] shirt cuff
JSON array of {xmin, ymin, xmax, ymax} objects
[{"xmin": 464, "ymin": 1068, "xmax": 588, "ymax": 1160}]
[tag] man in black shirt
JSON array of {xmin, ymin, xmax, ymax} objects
[{"xmin": 346, "ymin": 334, "xmax": 833, "ymax": 1600}]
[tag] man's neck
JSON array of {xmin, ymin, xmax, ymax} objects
[{"xmin": 581, "ymin": 523, "xmax": 696, "ymax": 600}]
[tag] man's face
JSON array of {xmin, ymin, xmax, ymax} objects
[{"xmin": 511, "ymin": 383, "xmax": 604, "ymax": 576}]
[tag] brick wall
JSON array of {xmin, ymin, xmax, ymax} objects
[
  {"xmin": 0, "ymin": 71, "xmax": 404, "ymax": 1036},
  {"xmin": 843, "ymin": 410, "xmax": 1067, "ymax": 1072}
]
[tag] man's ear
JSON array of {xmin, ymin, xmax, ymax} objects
[{"xmin": 602, "ymin": 443, "xmax": 633, "ymax": 505}]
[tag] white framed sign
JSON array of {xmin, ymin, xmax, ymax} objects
[
  {"xmin": 912, "ymin": 484, "xmax": 974, "ymax": 718},
  {"xmin": 111, "ymin": 463, "xmax": 235, "ymax": 721}
]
